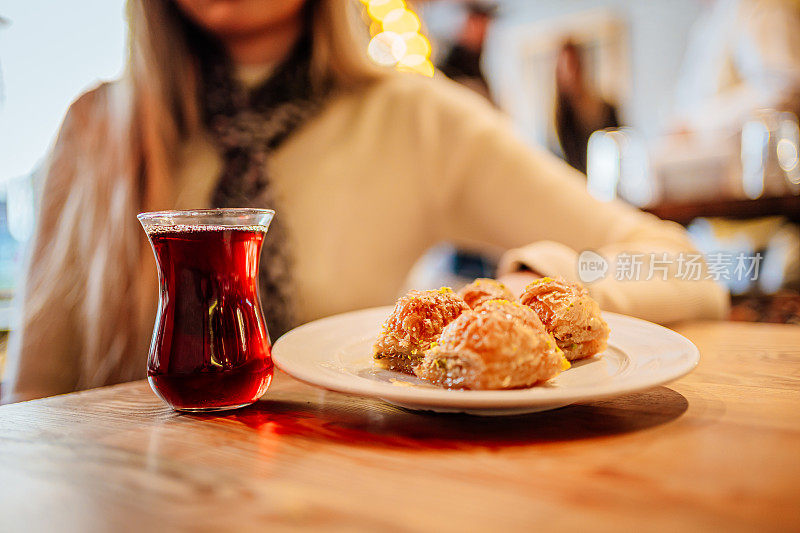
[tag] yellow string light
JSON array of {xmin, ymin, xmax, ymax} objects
[
  {"xmin": 397, "ymin": 54, "xmax": 434, "ymax": 77},
  {"xmin": 381, "ymin": 9, "xmax": 420, "ymax": 34},
  {"xmin": 367, "ymin": 31, "xmax": 407, "ymax": 66},
  {"xmin": 363, "ymin": 0, "xmax": 434, "ymax": 77},
  {"xmin": 367, "ymin": 0, "xmax": 406, "ymax": 22},
  {"xmin": 401, "ymin": 32, "xmax": 431, "ymax": 57},
  {"xmin": 368, "ymin": 20, "xmax": 382, "ymax": 37}
]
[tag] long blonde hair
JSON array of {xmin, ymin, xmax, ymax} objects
[{"xmin": 10, "ymin": 0, "xmax": 381, "ymax": 394}]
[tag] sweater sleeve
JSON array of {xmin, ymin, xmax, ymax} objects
[{"xmin": 421, "ymin": 77, "xmax": 729, "ymax": 324}]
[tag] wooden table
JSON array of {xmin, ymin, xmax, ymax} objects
[{"xmin": 1, "ymin": 322, "xmax": 798, "ymax": 532}]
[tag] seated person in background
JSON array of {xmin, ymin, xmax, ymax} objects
[
  {"xmin": 3, "ymin": 0, "xmax": 728, "ymax": 403},
  {"xmin": 555, "ymin": 40, "xmax": 620, "ymax": 174},
  {"xmin": 438, "ymin": 2, "xmax": 497, "ymax": 103}
]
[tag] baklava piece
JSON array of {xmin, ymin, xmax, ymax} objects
[
  {"xmin": 519, "ymin": 277, "xmax": 609, "ymax": 361},
  {"xmin": 474, "ymin": 298, "xmax": 545, "ymax": 331},
  {"xmin": 373, "ymin": 287, "xmax": 469, "ymax": 373},
  {"xmin": 475, "ymin": 299, "xmax": 570, "ymax": 371},
  {"xmin": 457, "ymin": 278, "xmax": 516, "ymax": 309},
  {"xmin": 414, "ymin": 307, "xmax": 564, "ymax": 389}
]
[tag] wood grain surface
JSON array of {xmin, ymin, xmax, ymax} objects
[{"xmin": 0, "ymin": 321, "xmax": 798, "ymax": 532}]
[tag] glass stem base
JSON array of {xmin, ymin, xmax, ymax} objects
[{"xmin": 173, "ymin": 402, "xmax": 255, "ymax": 413}]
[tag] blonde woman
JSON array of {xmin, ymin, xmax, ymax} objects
[{"xmin": 3, "ymin": 0, "xmax": 728, "ymax": 403}]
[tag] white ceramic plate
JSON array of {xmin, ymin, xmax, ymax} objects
[{"xmin": 272, "ymin": 306, "xmax": 699, "ymax": 415}]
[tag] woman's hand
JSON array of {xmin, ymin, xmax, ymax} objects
[{"xmin": 497, "ymin": 270, "xmax": 541, "ymax": 299}]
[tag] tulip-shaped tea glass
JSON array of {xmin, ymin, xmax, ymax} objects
[{"xmin": 138, "ymin": 208, "xmax": 275, "ymax": 411}]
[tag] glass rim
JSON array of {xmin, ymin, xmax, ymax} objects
[
  {"xmin": 137, "ymin": 208, "xmax": 275, "ymax": 231},
  {"xmin": 137, "ymin": 208, "xmax": 275, "ymax": 221}
]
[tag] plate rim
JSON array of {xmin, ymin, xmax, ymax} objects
[{"xmin": 272, "ymin": 306, "xmax": 700, "ymax": 409}]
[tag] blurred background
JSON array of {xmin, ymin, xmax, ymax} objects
[{"xmin": 0, "ymin": 0, "xmax": 798, "ymax": 373}]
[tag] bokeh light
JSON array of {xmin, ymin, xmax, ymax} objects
[
  {"xmin": 401, "ymin": 32, "xmax": 431, "ymax": 57},
  {"xmin": 369, "ymin": 21, "xmax": 382, "ymax": 37},
  {"xmin": 777, "ymin": 138, "xmax": 799, "ymax": 174},
  {"xmin": 367, "ymin": 0, "xmax": 406, "ymax": 22},
  {"xmin": 367, "ymin": 31, "xmax": 407, "ymax": 67},
  {"xmin": 397, "ymin": 54, "xmax": 434, "ymax": 77},
  {"xmin": 381, "ymin": 9, "xmax": 421, "ymax": 34},
  {"xmin": 361, "ymin": 0, "xmax": 434, "ymax": 77}
]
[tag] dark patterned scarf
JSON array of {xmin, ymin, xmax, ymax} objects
[{"xmin": 199, "ymin": 33, "xmax": 328, "ymax": 338}]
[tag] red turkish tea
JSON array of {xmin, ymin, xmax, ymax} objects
[{"xmin": 140, "ymin": 210, "xmax": 275, "ymax": 411}]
